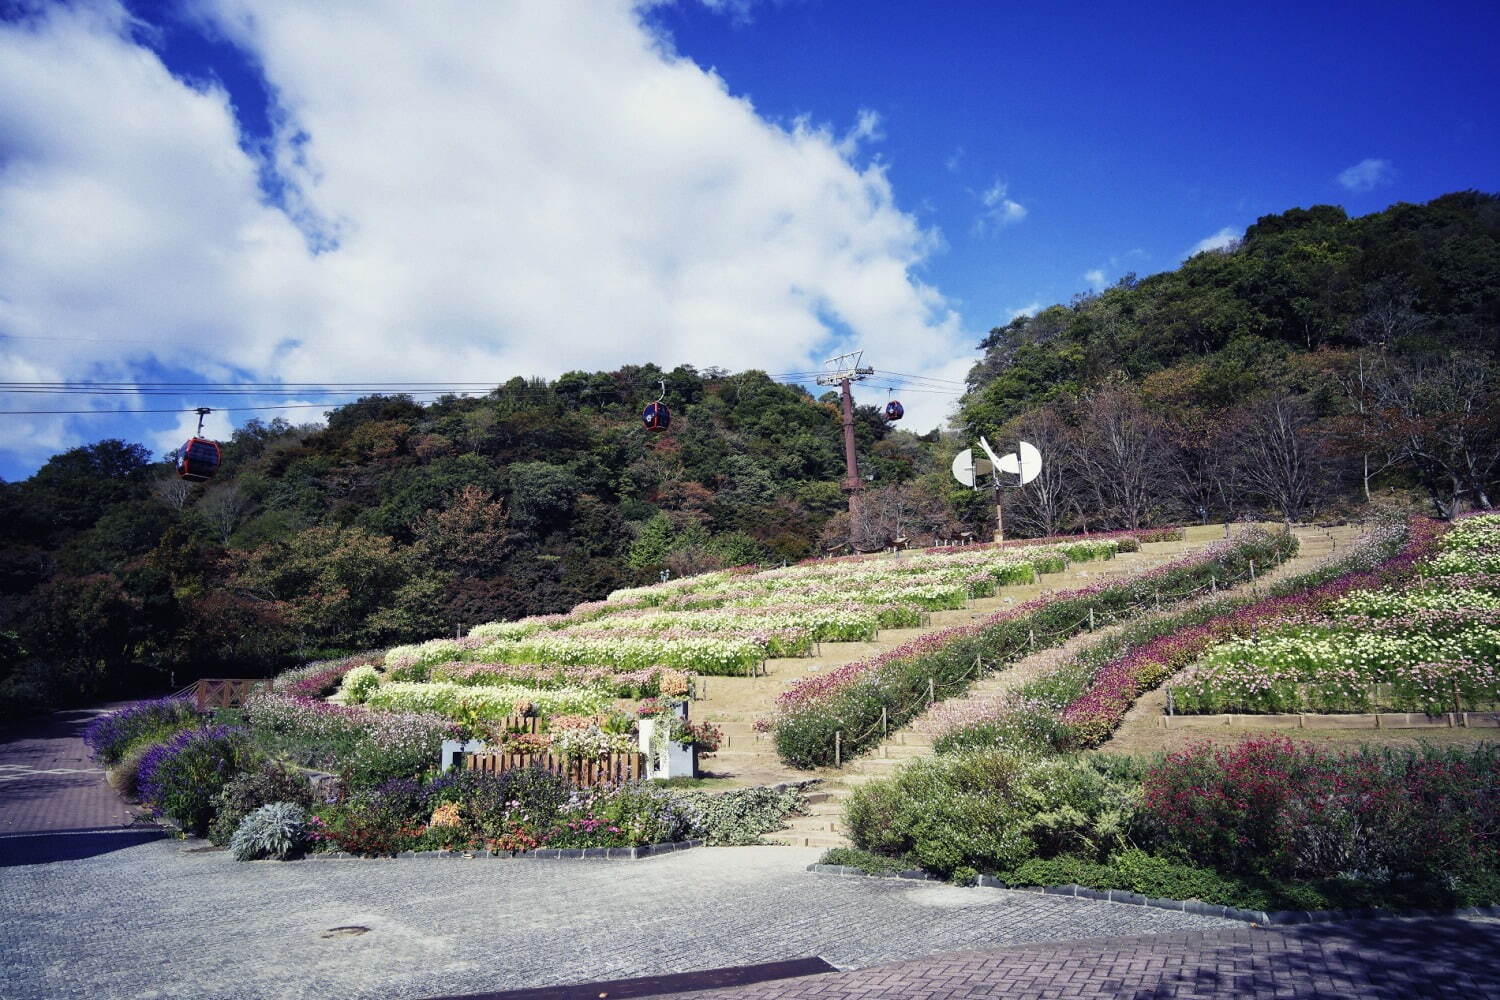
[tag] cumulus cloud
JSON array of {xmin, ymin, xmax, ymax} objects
[
  {"xmin": 974, "ymin": 178, "xmax": 1027, "ymax": 233},
  {"xmin": 1007, "ymin": 302, "xmax": 1043, "ymax": 321},
  {"xmin": 1186, "ymin": 227, "xmax": 1240, "ymax": 259},
  {"xmin": 1337, "ymin": 158, "xmax": 1395, "ymax": 193},
  {"xmin": 1083, "ymin": 269, "xmax": 1106, "ymax": 289},
  {"xmin": 0, "ymin": 0, "xmax": 968, "ymax": 468}
]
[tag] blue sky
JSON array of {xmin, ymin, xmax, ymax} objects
[{"xmin": 0, "ymin": 0, "xmax": 1495, "ymax": 481}]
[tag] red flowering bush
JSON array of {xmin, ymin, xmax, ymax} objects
[{"xmin": 1142, "ymin": 737, "xmax": 1500, "ymax": 882}]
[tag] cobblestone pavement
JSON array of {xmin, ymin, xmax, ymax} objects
[
  {"xmin": 0, "ymin": 704, "xmax": 145, "ymax": 836},
  {"xmin": 0, "ymin": 841, "xmax": 1240, "ymax": 1000},
  {"xmin": 669, "ymin": 915, "xmax": 1500, "ymax": 1000}
]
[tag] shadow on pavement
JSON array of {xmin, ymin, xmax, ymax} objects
[
  {"xmin": 0, "ymin": 826, "xmax": 165, "ymax": 867},
  {"xmin": 421, "ymin": 957, "xmax": 838, "ymax": 1000}
]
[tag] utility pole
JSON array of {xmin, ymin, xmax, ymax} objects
[{"xmin": 816, "ymin": 351, "xmax": 875, "ymax": 548}]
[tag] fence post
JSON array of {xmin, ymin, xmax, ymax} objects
[
  {"xmin": 881, "ymin": 706, "xmax": 888, "ymax": 737},
  {"xmin": 1249, "ymin": 560, "xmax": 1256, "ymax": 581},
  {"xmin": 1166, "ymin": 688, "xmax": 1175, "ymax": 716},
  {"xmin": 1028, "ymin": 629, "xmax": 1035, "ymax": 650},
  {"xmin": 1210, "ymin": 574, "xmax": 1216, "ymax": 593},
  {"xmin": 835, "ymin": 730, "xmax": 842, "ymax": 768},
  {"xmin": 928, "ymin": 677, "xmax": 936, "ymax": 704},
  {"xmin": 1088, "ymin": 608, "xmax": 1095, "ymax": 630}
]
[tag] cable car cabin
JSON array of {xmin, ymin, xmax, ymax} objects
[
  {"xmin": 642, "ymin": 401, "xmax": 671, "ymax": 432},
  {"xmin": 176, "ymin": 437, "xmax": 222, "ymax": 482},
  {"xmin": 885, "ymin": 400, "xmax": 905, "ymax": 421}
]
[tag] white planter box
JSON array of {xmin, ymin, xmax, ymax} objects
[
  {"xmin": 637, "ymin": 719, "xmax": 697, "ymax": 779},
  {"xmin": 440, "ymin": 738, "xmax": 489, "ymax": 772}
]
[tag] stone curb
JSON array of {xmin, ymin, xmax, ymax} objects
[
  {"xmin": 805, "ymin": 865, "xmax": 1500, "ymax": 925},
  {"xmin": 303, "ymin": 838, "xmax": 706, "ymax": 862}
]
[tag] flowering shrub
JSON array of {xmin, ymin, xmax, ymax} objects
[
  {"xmin": 136, "ymin": 726, "xmax": 262, "ymax": 836},
  {"xmin": 340, "ymin": 665, "xmax": 381, "ymax": 704},
  {"xmin": 273, "ymin": 654, "xmax": 378, "ymax": 698},
  {"xmin": 1142, "ymin": 738, "xmax": 1500, "ymax": 885},
  {"xmin": 364, "ymin": 681, "xmax": 612, "ymax": 726},
  {"xmin": 431, "ymin": 662, "xmax": 689, "ymax": 698},
  {"xmin": 84, "ymin": 696, "xmax": 200, "ymax": 765},
  {"xmin": 243, "ymin": 692, "xmax": 458, "ymax": 788}
]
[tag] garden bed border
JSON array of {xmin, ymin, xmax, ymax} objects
[
  {"xmin": 1158, "ymin": 711, "xmax": 1500, "ymax": 730},
  {"xmin": 806, "ymin": 863, "xmax": 1500, "ymax": 926},
  {"xmin": 308, "ymin": 838, "xmax": 706, "ymax": 861}
]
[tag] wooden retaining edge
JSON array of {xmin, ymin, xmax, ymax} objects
[{"xmin": 1159, "ymin": 711, "xmax": 1500, "ymax": 730}]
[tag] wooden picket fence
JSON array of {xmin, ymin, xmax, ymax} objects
[
  {"xmin": 464, "ymin": 750, "xmax": 645, "ymax": 787},
  {"xmin": 193, "ymin": 678, "xmax": 271, "ymax": 711}
]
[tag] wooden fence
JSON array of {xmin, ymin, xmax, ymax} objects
[
  {"xmin": 464, "ymin": 750, "xmax": 645, "ymax": 787},
  {"xmin": 194, "ymin": 678, "xmax": 271, "ymax": 711}
]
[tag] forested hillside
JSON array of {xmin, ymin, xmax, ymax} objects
[
  {"xmin": 962, "ymin": 190, "xmax": 1499, "ymax": 534},
  {"xmin": 0, "ymin": 369, "xmax": 956, "ymax": 711},
  {"xmin": 1, "ymin": 190, "xmax": 1495, "ymax": 712}
]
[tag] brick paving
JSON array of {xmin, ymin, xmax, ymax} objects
[
  {"xmin": 670, "ymin": 916, "xmax": 1500, "ymax": 1000},
  {"xmin": 0, "ymin": 842, "xmax": 1238, "ymax": 999},
  {"xmin": 0, "ymin": 703, "xmax": 146, "ymax": 835}
]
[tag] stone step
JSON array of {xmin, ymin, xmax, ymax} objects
[{"xmin": 767, "ymin": 832, "xmax": 849, "ymax": 849}]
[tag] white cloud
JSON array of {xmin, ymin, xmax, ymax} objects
[
  {"xmin": 835, "ymin": 108, "xmax": 885, "ymax": 158},
  {"xmin": 944, "ymin": 147, "xmax": 963, "ymax": 173},
  {"xmin": 1337, "ymin": 158, "xmax": 1395, "ymax": 193},
  {"xmin": 974, "ymin": 178, "xmax": 1026, "ymax": 233},
  {"xmin": 0, "ymin": 0, "xmax": 970, "ymax": 465},
  {"xmin": 1083, "ymin": 269, "xmax": 1106, "ymax": 289},
  {"xmin": 1007, "ymin": 302, "xmax": 1043, "ymax": 321},
  {"xmin": 1186, "ymin": 227, "xmax": 1240, "ymax": 259}
]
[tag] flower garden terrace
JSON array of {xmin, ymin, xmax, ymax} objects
[{"xmin": 821, "ymin": 516, "xmax": 1500, "ymax": 916}]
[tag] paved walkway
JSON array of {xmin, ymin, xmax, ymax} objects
[
  {"xmin": 0, "ymin": 842, "xmax": 1237, "ymax": 999},
  {"xmin": 0, "ymin": 703, "xmax": 161, "ymax": 865},
  {"xmin": 669, "ymin": 915, "xmax": 1500, "ymax": 1000}
]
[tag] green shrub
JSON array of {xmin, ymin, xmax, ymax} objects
[
  {"xmin": 819, "ymin": 846, "xmax": 907, "ymax": 875},
  {"xmin": 673, "ymin": 785, "xmax": 806, "ymax": 845},
  {"xmin": 845, "ymin": 751, "xmax": 1142, "ymax": 876},
  {"xmin": 231, "ymin": 802, "xmax": 309, "ymax": 861},
  {"xmin": 1003, "ymin": 850, "xmax": 1276, "ymax": 908},
  {"xmin": 208, "ymin": 762, "xmax": 317, "ymax": 846}
]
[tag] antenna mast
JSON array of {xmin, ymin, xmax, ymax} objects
[{"xmin": 816, "ymin": 351, "xmax": 875, "ymax": 546}]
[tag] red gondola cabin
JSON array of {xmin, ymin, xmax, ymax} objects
[
  {"xmin": 885, "ymin": 400, "xmax": 905, "ymax": 421},
  {"xmin": 642, "ymin": 401, "xmax": 671, "ymax": 432},
  {"xmin": 176, "ymin": 437, "xmax": 222, "ymax": 482}
]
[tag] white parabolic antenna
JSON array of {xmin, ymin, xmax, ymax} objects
[
  {"xmin": 951, "ymin": 448, "xmax": 975, "ymax": 488},
  {"xmin": 998, "ymin": 440, "xmax": 1043, "ymax": 486},
  {"xmin": 968, "ymin": 437, "xmax": 1042, "ymax": 487}
]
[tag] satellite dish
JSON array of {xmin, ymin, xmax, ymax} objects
[
  {"xmin": 996, "ymin": 441, "xmax": 1042, "ymax": 486},
  {"xmin": 951, "ymin": 448, "xmax": 975, "ymax": 487}
]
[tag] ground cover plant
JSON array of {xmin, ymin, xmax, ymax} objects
[{"xmin": 765, "ymin": 528, "xmax": 1296, "ymax": 767}]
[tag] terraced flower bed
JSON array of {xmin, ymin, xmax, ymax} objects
[{"xmin": 1171, "ymin": 514, "xmax": 1500, "ymax": 715}]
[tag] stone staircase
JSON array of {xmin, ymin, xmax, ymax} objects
[{"xmin": 764, "ymin": 523, "xmax": 1362, "ymax": 848}]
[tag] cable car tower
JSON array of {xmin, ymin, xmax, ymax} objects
[{"xmin": 816, "ymin": 351, "xmax": 875, "ymax": 544}]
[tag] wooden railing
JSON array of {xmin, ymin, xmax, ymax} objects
[
  {"xmin": 464, "ymin": 750, "xmax": 645, "ymax": 787},
  {"xmin": 194, "ymin": 678, "xmax": 271, "ymax": 711}
]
